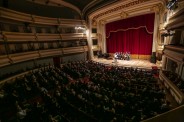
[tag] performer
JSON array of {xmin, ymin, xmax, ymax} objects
[
  {"xmin": 114, "ymin": 52, "xmax": 118, "ymax": 59},
  {"xmin": 112, "ymin": 52, "xmax": 118, "ymax": 64},
  {"xmin": 124, "ymin": 52, "xmax": 127, "ymax": 60},
  {"xmin": 124, "ymin": 52, "xmax": 131, "ymax": 60},
  {"xmin": 127, "ymin": 52, "xmax": 131, "ymax": 60},
  {"xmin": 97, "ymin": 50, "xmax": 102, "ymax": 58},
  {"xmin": 120, "ymin": 52, "xmax": 123, "ymax": 60}
]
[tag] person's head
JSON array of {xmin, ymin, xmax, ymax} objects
[{"xmin": 17, "ymin": 104, "xmax": 22, "ymax": 111}]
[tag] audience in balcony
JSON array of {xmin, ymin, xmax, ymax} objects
[{"xmin": 163, "ymin": 70, "xmax": 184, "ymax": 93}]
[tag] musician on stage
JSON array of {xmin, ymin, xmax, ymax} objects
[
  {"xmin": 124, "ymin": 52, "xmax": 131, "ymax": 60},
  {"xmin": 127, "ymin": 52, "xmax": 131, "ymax": 60},
  {"xmin": 114, "ymin": 52, "xmax": 118, "ymax": 59}
]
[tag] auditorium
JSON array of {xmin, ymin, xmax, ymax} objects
[{"xmin": 0, "ymin": 0, "xmax": 184, "ymax": 122}]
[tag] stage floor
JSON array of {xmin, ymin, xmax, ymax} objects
[{"xmin": 93, "ymin": 58, "xmax": 160, "ymax": 69}]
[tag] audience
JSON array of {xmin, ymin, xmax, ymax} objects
[
  {"xmin": 163, "ymin": 70, "xmax": 184, "ymax": 93},
  {"xmin": 0, "ymin": 60, "xmax": 171, "ymax": 122}
]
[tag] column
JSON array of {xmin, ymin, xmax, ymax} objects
[
  {"xmin": 162, "ymin": 55, "xmax": 167, "ymax": 70},
  {"xmin": 102, "ymin": 24, "xmax": 107, "ymax": 53},
  {"xmin": 87, "ymin": 19, "xmax": 93, "ymax": 60},
  {"xmin": 97, "ymin": 20, "xmax": 106, "ymax": 53},
  {"xmin": 152, "ymin": 7, "xmax": 160, "ymax": 53}
]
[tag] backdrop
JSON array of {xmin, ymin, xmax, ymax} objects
[{"xmin": 106, "ymin": 13, "xmax": 155, "ymax": 59}]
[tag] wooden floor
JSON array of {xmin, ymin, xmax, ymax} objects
[{"xmin": 93, "ymin": 58, "xmax": 160, "ymax": 69}]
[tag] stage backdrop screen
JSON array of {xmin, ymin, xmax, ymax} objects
[{"xmin": 106, "ymin": 13, "xmax": 155, "ymax": 59}]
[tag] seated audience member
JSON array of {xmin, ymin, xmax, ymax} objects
[
  {"xmin": 16, "ymin": 104, "xmax": 27, "ymax": 121},
  {"xmin": 97, "ymin": 50, "xmax": 103, "ymax": 58}
]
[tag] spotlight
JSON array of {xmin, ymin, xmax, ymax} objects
[
  {"xmin": 161, "ymin": 31, "xmax": 174, "ymax": 37},
  {"xmin": 167, "ymin": 0, "xmax": 178, "ymax": 10},
  {"xmin": 75, "ymin": 26, "xmax": 85, "ymax": 30}
]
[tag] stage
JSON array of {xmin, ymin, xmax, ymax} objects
[{"xmin": 93, "ymin": 58, "xmax": 160, "ymax": 69}]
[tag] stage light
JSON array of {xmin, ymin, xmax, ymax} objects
[
  {"xmin": 75, "ymin": 26, "xmax": 85, "ymax": 30},
  {"xmin": 167, "ymin": 0, "xmax": 178, "ymax": 10},
  {"xmin": 161, "ymin": 31, "xmax": 175, "ymax": 37}
]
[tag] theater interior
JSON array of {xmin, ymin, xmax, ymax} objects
[{"xmin": 0, "ymin": 0, "xmax": 184, "ymax": 122}]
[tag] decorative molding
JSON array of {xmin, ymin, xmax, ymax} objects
[
  {"xmin": 150, "ymin": 3, "xmax": 165, "ymax": 17},
  {"xmin": 158, "ymin": 3, "xmax": 165, "ymax": 13},
  {"xmin": 120, "ymin": 11, "xmax": 128, "ymax": 19},
  {"xmin": 92, "ymin": 0, "xmax": 148, "ymax": 21},
  {"xmin": 178, "ymin": 1, "xmax": 184, "ymax": 9},
  {"xmin": 89, "ymin": 0, "xmax": 166, "ymax": 24},
  {"xmin": 151, "ymin": 5, "xmax": 160, "ymax": 13},
  {"xmin": 92, "ymin": 19, "xmax": 97, "ymax": 26},
  {"xmin": 99, "ymin": 20, "xmax": 105, "ymax": 25}
]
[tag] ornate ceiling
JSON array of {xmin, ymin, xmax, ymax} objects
[
  {"xmin": 0, "ymin": 0, "xmax": 170, "ymax": 22},
  {"xmin": 89, "ymin": 0, "xmax": 167, "ymax": 26}
]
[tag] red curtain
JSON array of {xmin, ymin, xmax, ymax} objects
[{"xmin": 106, "ymin": 13, "xmax": 155, "ymax": 56}]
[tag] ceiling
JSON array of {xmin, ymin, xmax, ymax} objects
[
  {"xmin": 0, "ymin": 0, "xmax": 178, "ymax": 20},
  {"xmin": 62, "ymin": 0, "xmax": 119, "ymax": 16},
  {"xmin": 0, "ymin": 0, "xmax": 119, "ymax": 19},
  {"xmin": 63, "ymin": 0, "xmax": 98, "ymax": 11}
]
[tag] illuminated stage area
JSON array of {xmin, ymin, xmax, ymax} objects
[{"xmin": 93, "ymin": 58, "xmax": 159, "ymax": 69}]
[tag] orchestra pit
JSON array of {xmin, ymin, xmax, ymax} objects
[{"xmin": 0, "ymin": 0, "xmax": 184, "ymax": 122}]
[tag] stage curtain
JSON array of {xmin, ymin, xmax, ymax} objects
[{"xmin": 106, "ymin": 13, "xmax": 155, "ymax": 60}]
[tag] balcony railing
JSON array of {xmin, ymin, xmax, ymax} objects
[
  {"xmin": 0, "ymin": 46, "xmax": 88, "ymax": 67},
  {"xmin": 160, "ymin": 70, "xmax": 184, "ymax": 104},
  {"xmin": 62, "ymin": 33, "xmax": 87, "ymax": 40},
  {"xmin": 166, "ymin": 8, "xmax": 184, "ymax": 30},
  {"xmin": 2, "ymin": 31, "xmax": 87, "ymax": 42},
  {"xmin": 36, "ymin": 33, "xmax": 62, "ymax": 41},
  {"xmin": 163, "ymin": 45, "xmax": 184, "ymax": 62},
  {"xmin": 0, "ymin": 7, "xmax": 85, "ymax": 27},
  {"xmin": 2, "ymin": 32, "xmax": 36, "ymax": 42},
  {"xmin": 0, "ymin": 55, "xmax": 11, "ymax": 67},
  {"xmin": 0, "ymin": 7, "xmax": 33, "ymax": 22}
]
